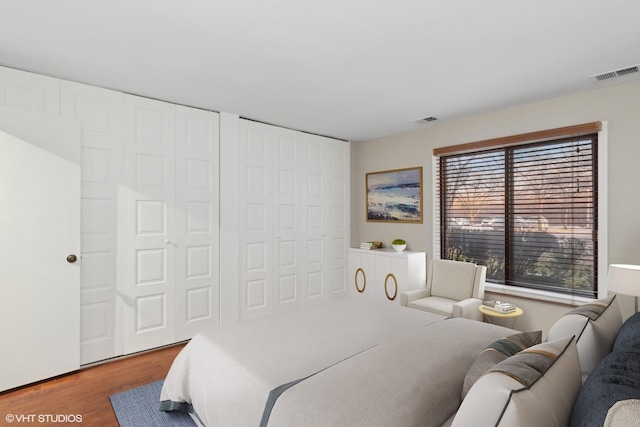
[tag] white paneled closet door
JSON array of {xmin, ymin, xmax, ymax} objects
[
  {"xmin": 0, "ymin": 66, "xmax": 60, "ymax": 114},
  {"xmin": 272, "ymin": 129, "xmax": 305, "ymax": 314},
  {"xmin": 175, "ymin": 106, "xmax": 220, "ymax": 341},
  {"xmin": 238, "ymin": 120, "xmax": 349, "ymax": 321},
  {"xmin": 122, "ymin": 95, "xmax": 177, "ymax": 354},
  {"xmin": 238, "ymin": 124, "xmax": 275, "ymax": 320},
  {"xmin": 302, "ymin": 136, "xmax": 326, "ymax": 305},
  {"xmin": 301, "ymin": 135, "xmax": 349, "ymax": 305},
  {"xmin": 325, "ymin": 137, "xmax": 349, "ymax": 298},
  {"xmin": 61, "ymin": 81, "xmax": 123, "ymax": 365}
]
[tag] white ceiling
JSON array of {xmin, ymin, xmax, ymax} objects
[{"xmin": 1, "ymin": 1, "xmax": 639, "ymax": 141}]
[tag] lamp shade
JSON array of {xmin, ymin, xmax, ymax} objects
[{"xmin": 608, "ymin": 264, "xmax": 640, "ymax": 297}]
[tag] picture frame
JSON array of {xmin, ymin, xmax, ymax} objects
[{"xmin": 366, "ymin": 166, "xmax": 423, "ymax": 223}]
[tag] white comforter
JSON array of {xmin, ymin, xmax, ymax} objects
[{"xmin": 160, "ymin": 298, "xmax": 515, "ymax": 426}]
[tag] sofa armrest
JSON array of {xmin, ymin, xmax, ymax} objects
[
  {"xmin": 400, "ymin": 289, "xmax": 430, "ymax": 307},
  {"xmin": 452, "ymin": 298, "xmax": 483, "ymax": 321}
]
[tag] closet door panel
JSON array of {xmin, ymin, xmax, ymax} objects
[
  {"xmin": 237, "ymin": 120, "xmax": 349, "ymax": 319},
  {"xmin": 273, "ymin": 130, "xmax": 305, "ymax": 313},
  {"xmin": 122, "ymin": 95, "xmax": 176, "ymax": 353},
  {"xmin": 0, "ymin": 67, "xmax": 59, "ymax": 114},
  {"xmin": 238, "ymin": 125, "xmax": 274, "ymax": 320},
  {"xmin": 302, "ymin": 135, "xmax": 327, "ymax": 305},
  {"xmin": 327, "ymin": 139, "xmax": 349, "ymax": 298},
  {"xmin": 61, "ymin": 81, "xmax": 123, "ymax": 364},
  {"xmin": 175, "ymin": 106, "xmax": 220, "ymax": 340}
]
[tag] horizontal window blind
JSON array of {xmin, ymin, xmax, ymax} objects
[{"xmin": 437, "ymin": 134, "xmax": 597, "ymax": 297}]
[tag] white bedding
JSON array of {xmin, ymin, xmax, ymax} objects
[{"xmin": 160, "ymin": 297, "xmax": 516, "ymax": 426}]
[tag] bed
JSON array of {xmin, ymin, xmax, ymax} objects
[{"xmin": 160, "ymin": 297, "xmax": 516, "ymax": 426}]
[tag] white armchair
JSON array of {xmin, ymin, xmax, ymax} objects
[{"xmin": 400, "ymin": 259, "xmax": 486, "ymax": 321}]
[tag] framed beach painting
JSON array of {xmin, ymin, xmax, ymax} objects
[{"xmin": 366, "ymin": 167, "xmax": 423, "ymax": 223}]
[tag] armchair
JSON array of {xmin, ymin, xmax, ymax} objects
[{"xmin": 400, "ymin": 259, "xmax": 486, "ymax": 321}]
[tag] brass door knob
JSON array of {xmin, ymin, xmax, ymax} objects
[{"xmin": 66, "ymin": 254, "xmax": 78, "ymax": 263}]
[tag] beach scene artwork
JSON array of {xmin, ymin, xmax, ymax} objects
[{"xmin": 366, "ymin": 167, "xmax": 422, "ymax": 223}]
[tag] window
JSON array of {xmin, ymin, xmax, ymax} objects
[{"xmin": 436, "ymin": 127, "xmax": 598, "ymax": 298}]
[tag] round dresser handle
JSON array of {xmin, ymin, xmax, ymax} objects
[
  {"xmin": 384, "ymin": 273, "xmax": 398, "ymax": 301},
  {"xmin": 355, "ymin": 268, "xmax": 366, "ymax": 293}
]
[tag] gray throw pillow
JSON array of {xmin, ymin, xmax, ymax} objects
[
  {"xmin": 462, "ymin": 330, "xmax": 541, "ymax": 399},
  {"xmin": 453, "ymin": 337, "xmax": 582, "ymax": 427}
]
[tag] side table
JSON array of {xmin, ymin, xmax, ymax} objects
[{"xmin": 478, "ymin": 305, "xmax": 523, "ymax": 329}]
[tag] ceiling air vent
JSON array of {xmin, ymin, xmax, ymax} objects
[
  {"xmin": 412, "ymin": 116, "xmax": 438, "ymax": 124},
  {"xmin": 591, "ymin": 65, "xmax": 639, "ymax": 82}
]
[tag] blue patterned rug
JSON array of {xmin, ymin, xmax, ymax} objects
[{"xmin": 109, "ymin": 380, "xmax": 196, "ymax": 426}]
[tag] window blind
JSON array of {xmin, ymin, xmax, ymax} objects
[{"xmin": 437, "ymin": 135, "xmax": 598, "ymax": 297}]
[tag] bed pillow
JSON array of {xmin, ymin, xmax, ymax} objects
[
  {"xmin": 604, "ymin": 400, "xmax": 640, "ymax": 427},
  {"xmin": 452, "ymin": 336, "xmax": 582, "ymax": 427},
  {"xmin": 570, "ymin": 346, "xmax": 640, "ymax": 427},
  {"xmin": 613, "ymin": 311, "xmax": 640, "ymax": 351},
  {"xmin": 461, "ymin": 330, "xmax": 541, "ymax": 400},
  {"xmin": 546, "ymin": 295, "xmax": 622, "ymax": 381}
]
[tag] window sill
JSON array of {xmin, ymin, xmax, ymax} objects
[{"xmin": 484, "ymin": 282, "xmax": 595, "ymax": 307}]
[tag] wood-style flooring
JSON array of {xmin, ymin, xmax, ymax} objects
[{"xmin": 0, "ymin": 342, "xmax": 186, "ymax": 426}]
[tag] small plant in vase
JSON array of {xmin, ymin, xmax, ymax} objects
[{"xmin": 392, "ymin": 239, "xmax": 406, "ymax": 252}]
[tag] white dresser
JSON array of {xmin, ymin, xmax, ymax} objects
[{"xmin": 348, "ymin": 248, "xmax": 426, "ymax": 303}]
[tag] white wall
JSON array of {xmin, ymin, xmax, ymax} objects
[{"xmin": 352, "ymin": 78, "xmax": 640, "ymax": 332}]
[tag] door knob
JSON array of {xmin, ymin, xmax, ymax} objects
[{"xmin": 66, "ymin": 254, "xmax": 78, "ymax": 263}]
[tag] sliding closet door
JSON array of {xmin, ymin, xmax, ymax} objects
[
  {"xmin": 324, "ymin": 136, "xmax": 349, "ymax": 298},
  {"xmin": 302, "ymin": 135, "xmax": 328, "ymax": 305},
  {"xmin": 0, "ymin": 107, "xmax": 81, "ymax": 392},
  {"xmin": 238, "ymin": 123, "xmax": 275, "ymax": 320},
  {"xmin": 0, "ymin": 66, "xmax": 60, "ymax": 114},
  {"xmin": 272, "ymin": 128, "xmax": 305, "ymax": 314},
  {"xmin": 237, "ymin": 120, "xmax": 349, "ymax": 321},
  {"xmin": 122, "ymin": 95, "xmax": 176, "ymax": 354},
  {"xmin": 61, "ymin": 81, "xmax": 123, "ymax": 365},
  {"xmin": 304, "ymin": 134, "xmax": 349, "ymax": 303},
  {"xmin": 175, "ymin": 106, "xmax": 220, "ymax": 340}
]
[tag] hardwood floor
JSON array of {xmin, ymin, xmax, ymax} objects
[{"xmin": 0, "ymin": 342, "xmax": 186, "ymax": 426}]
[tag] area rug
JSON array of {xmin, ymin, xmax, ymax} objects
[{"xmin": 109, "ymin": 380, "xmax": 196, "ymax": 426}]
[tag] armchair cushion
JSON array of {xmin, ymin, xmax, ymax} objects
[
  {"xmin": 408, "ymin": 296, "xmax": 456, "ymax": 317},
  {"xmin": 430, "ymin": 260, "xmax": 479, "ymax": 301}
]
